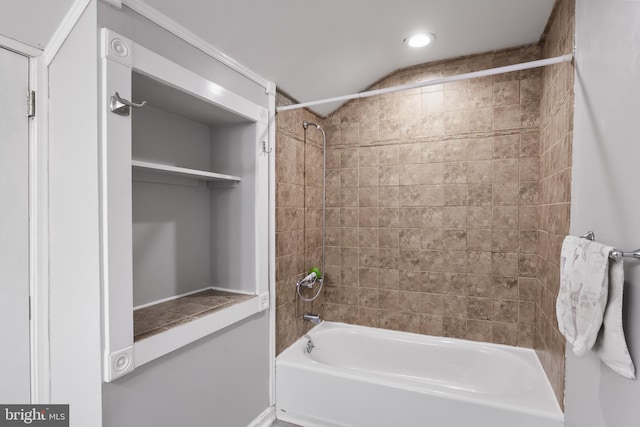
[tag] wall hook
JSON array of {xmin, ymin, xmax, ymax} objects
[
  {"xmin": 110, "ymin": 92, "xmax": 147, "ymax": 116},
  {"xmin": 262, "ymin": 140, "xmax": 273, "ymax": 154}
]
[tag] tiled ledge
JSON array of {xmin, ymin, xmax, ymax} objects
[
  {"xmin": 134, "ymin": 289, "xmax": 255, "ymax": 342},
  {"xmin": 132, "ymin": 289, "xmax": 264, "ymax": 368}
]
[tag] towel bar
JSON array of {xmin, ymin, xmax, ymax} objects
[{"xmin": 580, "ymin": 231, "xmax": 640, "ymax": 260}]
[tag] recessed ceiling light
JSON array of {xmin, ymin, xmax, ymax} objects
[{"xmin": 405, "ymin": 33, "xmax": 436, "ymax": 48}]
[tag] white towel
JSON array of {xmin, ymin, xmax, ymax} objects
[
  {"xmin": 556, "ymin": 235, "xmax": 611, "ymax": 357},
  {"xmin": 594, "ymin": 258, "xmax": 636, "ymax": 379}
]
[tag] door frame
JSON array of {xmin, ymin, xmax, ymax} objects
[{"xmin": 0, "ymin": 34, "xmax": 49, "ymax": 404}]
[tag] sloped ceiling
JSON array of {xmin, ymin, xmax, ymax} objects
[
  {"xmin": 2, "ymin": 0, "xmax": 75, "ymax": 49},
  {"xmin": 142, "ymin": 0, "xmax": 555, "ymax": 116}
]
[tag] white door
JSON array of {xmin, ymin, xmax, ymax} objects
[{"xmin": 0, "ymin": 46, "xmax": 31, "ymax": 402}]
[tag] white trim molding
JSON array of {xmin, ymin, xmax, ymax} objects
[
  {"xmin": 30, "ymin": 54, "xmax": 50, "ymax": 405},
  {"xmin": 104, "ymin": 346, "xmax": 134, "ymax": 382},
  {"xmin": 44, "ymin": 0, "xmax": 92, "ymax": 65},
  {"xmin": 100, "ymin": 0, "xmax": 122, "ymax": 8},
  {"xmin": 247, "ymin": 406, "xmax": 276, "ymax": 427},
  {"xmin": 267, "ymin": 89, "xmax": 277, "ymax": 406},
  {"xmin": 122, "ymin": 0, "xmax": 271, "ymax": 90},
  {"xmin": 266, "ymin": 82, "xmax": 277, "ymax": 96},
  {"xmin": 0, "ymin": 34, "xmax": 42, "ymax": 57}
]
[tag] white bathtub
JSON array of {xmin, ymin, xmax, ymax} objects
[{"xmin": 276, "ymin": 322, "xmax": 563, "ymax": 427}]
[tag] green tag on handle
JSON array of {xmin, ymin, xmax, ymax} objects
[{"xmin": 308, "ymin": 266, "xmax": 322, "ymax": 279}]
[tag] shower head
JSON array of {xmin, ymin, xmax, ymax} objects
[{"xmin": 303, "ymin": 121, "xmax": 322, "ymax": 131}]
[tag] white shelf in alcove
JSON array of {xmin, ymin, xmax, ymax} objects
[{"xmin": 132, "ymin": 160, "xmax": 241, "ymax": 183}]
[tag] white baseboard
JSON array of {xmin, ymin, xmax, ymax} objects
[{"xmin": 247, "ymin": 406, "xmax": 276, "ymax": 427}]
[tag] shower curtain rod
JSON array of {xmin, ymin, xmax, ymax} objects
[{"xmin": 276, "ymin": 53, "xmax": 574, "ymax": 113}]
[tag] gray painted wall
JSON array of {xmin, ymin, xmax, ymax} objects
[
  {"xmin": 132, "ymin": 106, "xmax": 212, "ymax": 305},
  {"xmin": 566, "ymin": 1, "xmax": 640, "ymax": 426},
  {"xmin": 103, "ymin": 312, "xmax": 270, "ymax": 427},
  {"xmin": 48, "ymin": 2, "xmax": 104, "ymax": 424},
  {"xmin": 209, "ymin": 124, "xmax": 258, "ymax": 294},
  {"xmin": 99, "ymin": 4, "xmax": 271, "ymax": 426}
]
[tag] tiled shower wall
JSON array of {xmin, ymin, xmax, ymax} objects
[
  {"xmin": 275, "ymin": 94, "xmax": 326, "ymax": 354},
  {"xmin": 321, "ymin": 45, "xmax": 543, "ymax": 347},
  {"xmin": 273, "ymin": 2, "xmax": 574, "ymax": 409},
  {"xmin": 536, "ymin": 0, "xmax": 575, "ymax": 406}
]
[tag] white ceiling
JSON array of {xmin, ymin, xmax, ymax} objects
[
  {"xmin": 146, "ymin": 0, "xmax": 555, "ymax": 116},
  {"xmin": 2, "ymin": 1, "xmax": 555, "ymax": 115}
]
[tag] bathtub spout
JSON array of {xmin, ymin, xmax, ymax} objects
[{"xmin": 303, "ymin": 312, "xmax": 321, "ymax": 325}]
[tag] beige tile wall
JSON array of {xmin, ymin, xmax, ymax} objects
[
  {"xmin": 321, "ymin": 45, "xmax": 543, "ymax": 348},
  {"xmin": 275, "ymin": 93, "xmax": 327, "ymax": 354},
  {"xmin": 536, "ymin": 0, "xmax": 575, "ymax": 407}
]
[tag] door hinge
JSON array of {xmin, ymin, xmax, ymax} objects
[{"xmin": 27, "ymin": 90, "xmax": 36, "ymax": 118}]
